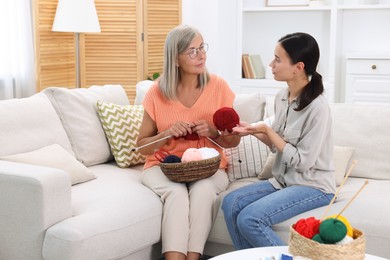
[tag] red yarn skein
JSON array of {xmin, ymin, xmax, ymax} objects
[
  {"xmin": 213, "ymin": 107, "xmax": 240, "ymax": 132},
  {"xmin": 183, "ymin": 132, "xmax": 199, "ymax": 140},
  {"xmin": 174, "ymin": 132, "xmax": 199, "ymax": 141},
  {"xmin": 294, "ymin": 217, "xmax": 321, "ymax": 239}
]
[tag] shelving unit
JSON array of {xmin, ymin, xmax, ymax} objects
[{"xmin": 233, "ymin": 0, "xmax": 390, "ymax": 103}]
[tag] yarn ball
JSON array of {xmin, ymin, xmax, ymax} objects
[
  {"xmin": 213, "ymin": 107, "xmax": 240, "ymax": 132},
  {"xmin": 163, "ymin": 155, "xmax": 181, "ymax": 163},
  {"xmin": 327, "ymin": 214, "xmax": 353, "ymax": 238},
  {"xmin": 335, "ymin": 235, "xmax": 354, "ymax": 245},
  {"xmin": 319, "ymin": 218, "xmax": 347, "ymax": 243},
  {"xmin": 312, "ymin": 234, "xmax": 332, "ymax": 244},
  {"xmin": 181, "ymin": 148, "xmax": 203, "ymax": 162},
  {"xmin": 294, "ymin": 217, "xmax": 321, "ymax": 239},
  {"xmin": 174, "ymin": 132, "xmax": 199, "ymax": 141},
  {"xmin": 184, "ymin": 132, "xmax": 199, "ymax": 140},
  {"xmin": 198, "ymin": 147, "xmax": 219, "ymax": 159}
]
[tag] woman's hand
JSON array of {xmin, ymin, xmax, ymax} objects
[
  {"xmin": 168, "ymin": 121, "xmax": 195, "ymax": 138},
  {"xmin": 191, "ymin": 120, "xmax": 217, "ymax": 138},
  {"xmin": 233, "ymin": 121, "xmax": 268, "ymax": 136}
]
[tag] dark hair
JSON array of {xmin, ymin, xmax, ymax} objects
[{"xmin": 278, "ymin": 32, "xmax": 323, "ymax": 111}]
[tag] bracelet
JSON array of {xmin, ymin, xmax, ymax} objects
[{"xmin": 212, "ymin": 129, "xmax": 221, "ymax": 139}]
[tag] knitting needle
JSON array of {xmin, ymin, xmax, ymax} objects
[
  {"xmin": 207, "ymin": 137, "xmax": 224, "ymax": 149},
  {"xmin": 131, "ymin": 135, "xmax": 172, "ymax": 151},
  {"xmin": 335, "ymin": 180, "xmax": 369, "ymax": 219},
  {"xmin": 132, "ymin": 122, "xmax": 194, "ymax": 151},
  {"xmin": 321, "ymin": 159, "xmax": 357, "ymax": 221},
  {"xmin": 132, "ymin": 135, "xmax": 225, "ymax": 151}
]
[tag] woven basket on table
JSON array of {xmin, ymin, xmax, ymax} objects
[
  {"xmin": 160, "ymin": 155, "xmax": 221, "ymax": 183},
  {"xmin": 289, "ymin": 225, "xmax": 366, "ymax": 260}
]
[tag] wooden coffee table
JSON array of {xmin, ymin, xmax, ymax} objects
[{"xmin": 209, "ymin": 246, "xmax": 387, "ymax": 260}]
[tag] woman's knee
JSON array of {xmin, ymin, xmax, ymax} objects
[
  {"xmin": 166, "ymin": 184, "xmax": 187, "ymax": 196},
  {"xmin": 236, "ymin": 213, "xmax": 249, "ymax": 234},
  {"xmin": 221, "ymin": 191, "xmax": 237, "ymax": 216}
]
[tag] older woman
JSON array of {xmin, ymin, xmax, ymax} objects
[{"xmin": 137, "ymin": 25, "xmax": 240, "ymax": 260}]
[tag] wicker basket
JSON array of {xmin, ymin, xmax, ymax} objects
[
  {"xmin": 160, "ymin": 155, "xmax": 221, "ymax": 183},
  {"xmin": 289, "ymin": 225, "xmax": 366, "ymax": 260}
]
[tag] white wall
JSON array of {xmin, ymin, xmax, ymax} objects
[
  {"xmin": 182, "ymin": 0, "xmax": 239, "ymax": 92},
  {"xmin": 182, "ymin": 0, "xmax": 219, "ymax": 74}
]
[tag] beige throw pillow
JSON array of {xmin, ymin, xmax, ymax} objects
[
  {"xmin": 1, "ymin": 144, "xmax": 96, "ymax": 185},
  {"xmin": 334, "ymin": 146, "xmax": 355, "ymax": 186},
  {"xmin": 43, "ymin": 85, "xmax": 130, "ymax": 166},
  {"xmin": 97, "ymin": 101, "xmax": 146, "ymax": 168},
  {"xmin": 233, "ymin": 93, "xmax": 267, "ymax": 123},
  {"xmin": 258, "ymin": 152, "xmax": 276, "ymax": 180}
]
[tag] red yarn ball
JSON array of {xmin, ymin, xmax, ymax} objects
[
  {"xmin": 174, "ymin": 132, "xmax": 199, "ymax": 141},
  {"xmin": 184, "ymin": 132, "xmax": 199, "ymax": 140},
  {"xmin": 294, "ymin": 217, "xmax": 321, "ymax": 239},
  {"xmin": 213, "ymin": 107, "xmax": 240, "ymax": 132}
]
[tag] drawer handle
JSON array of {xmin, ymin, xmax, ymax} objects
[{"xmin": 372, "ymin": 64, "xmax": 377, "ymax": 70}]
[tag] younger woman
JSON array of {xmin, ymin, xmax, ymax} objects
[{"xmin": 222, "ymin": 32, "xmax": 336, "ymax": 249}]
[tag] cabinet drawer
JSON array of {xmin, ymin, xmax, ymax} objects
[{"xmin": 346, "ymin": 59, "xmax": 390, "ymax": 75}]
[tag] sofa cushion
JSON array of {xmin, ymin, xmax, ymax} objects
[
  {"xmin": 0, "ymin": 93, "xmax": 74, "ymax": 157},
  {"xmin": 134, "ymin": 80, "xmax": 154, "ymax": 105},
  {"xmin": 208, "ymin": 177, "xmax": 259, "ymax": 245},
  {"xmin": 271, "ymin": 178, "xmax": 390, "ymax": 257},
  {"xmin": 43, "ymin": 164, "xmax": 162, "ymax": 260},
  {"xmin": 43, "ymin": 85, "xmax": 130, "ymax": 167},
  {"xmin": 233, "ymin": 93, "xmax": 267, "ymax": 123},
  {"xmin": 1, "ymin": 144, "xmax": 96, "ymax": 185},
  {"xmin": 331, "ymin": 104, "xmax": 390, "ymax": 180},
  {"xmin": 209, "ymin": 178, "xmax": 390, "ymax": 258},
  {"xmin": 224, "ymin": 135, "xmax": 269, "ymax": 182},
  {"xmin": 97, "ymin": 101, "xmax": 146, "ymax": 167}
]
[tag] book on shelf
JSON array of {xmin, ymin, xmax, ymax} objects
[
  {"xmin": 242, "ymin": 54, "xmax": 265, "ymax": 79},
  {"xmin": 242, "ymin": 54, "xmax": 250, "ymax": 79},
  {"xmin": 242, "ymin": 54, "xmax": 255, "ymax": 79},
  {"xmin": 250, "ymin": 54, "xmax": 266, "ymax": 79}
]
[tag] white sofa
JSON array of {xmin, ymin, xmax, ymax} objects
[
  {"xmin": 206, "ymin": 104, "xmax": 390, "ymax": 259},
  {"xmin": 1, "ymin": 84, "xmax": 389, "ymax": 260}
]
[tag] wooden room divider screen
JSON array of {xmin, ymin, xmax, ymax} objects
[{"xmin": 33, "ymin": 0, "xmax": 181, "ymax": 102}]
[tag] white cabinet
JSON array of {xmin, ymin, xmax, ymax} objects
[
  {"xmin": 233, "ymin": 0, "xmax": 390, "ymax": 102},
  {"xmin": 345, "ymin": 54, "xmax": 390, "ymax": 105}
]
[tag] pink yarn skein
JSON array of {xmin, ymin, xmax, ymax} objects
[{"xmin": 181, "ymin": 148, "xmax": 203, "ymax": 162}]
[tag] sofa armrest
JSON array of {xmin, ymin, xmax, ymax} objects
[{"xmin": 0, "ymin": 160, "xmax": 72, "ymax": 260}]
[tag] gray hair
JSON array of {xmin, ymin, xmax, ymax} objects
[{"xmin": 159, "ymin": 24, "xmax": 209, "ymax": 100}]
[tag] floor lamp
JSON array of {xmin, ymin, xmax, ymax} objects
[{"xmin": 52, "ymin": 0, "xmax": 101, "ymax": 88}]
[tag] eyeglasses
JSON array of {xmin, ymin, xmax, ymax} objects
[{"xmin": 184, "ymin": 43, "xmax": 209, "ymax": 59}]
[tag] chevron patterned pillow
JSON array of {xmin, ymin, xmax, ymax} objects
[{"xmin": 97, "ymin": 101, "xmax": 146, "ymax": 167}]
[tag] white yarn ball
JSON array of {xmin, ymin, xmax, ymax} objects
[
  {"xmin": 335, "ymin": 235, "xmax": 354, "ymax": 245},
  {"xmin": 198, "ymin": 147, "xmax": 219, "ymax": 159}
]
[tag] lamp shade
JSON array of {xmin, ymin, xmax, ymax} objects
[{"xmin": 52, "ymin": 0, "xmax": 101, "ymax": 33}]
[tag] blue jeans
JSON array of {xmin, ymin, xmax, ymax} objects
[{"xmin": 221, "ymin": 180, "xmax": 333, "ymax": 249}]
